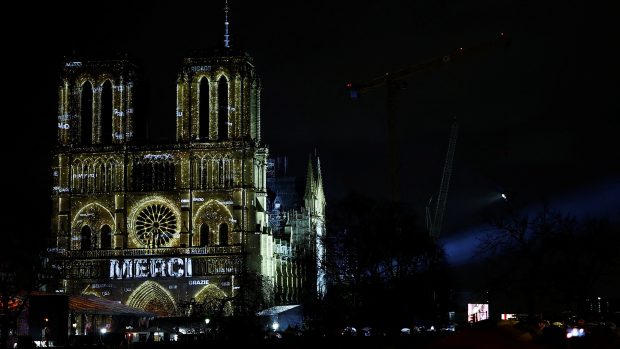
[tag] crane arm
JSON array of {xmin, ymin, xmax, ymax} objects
[{"xmin": 347, "ymin": 32, "xmax": 509, "ymax": 98}]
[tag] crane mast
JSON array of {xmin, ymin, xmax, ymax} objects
[
  {"xmin": 347, "ymin": 33, "xmax": 509, "ymax": 202},
  {"xmin": 429, "ymin": 119, "xmax": 459, "ymax": 239}
]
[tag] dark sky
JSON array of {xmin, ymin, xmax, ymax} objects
[{"xmin": 5, "ymin": 1, "xmax": 619, "ymax": 250}]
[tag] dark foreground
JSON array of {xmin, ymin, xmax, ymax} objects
[{"xmin": 15, "ymin": 322, "xmax": 620, "ymax": 349}]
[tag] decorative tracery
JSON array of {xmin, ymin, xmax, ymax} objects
[{"xmin": 135, "ymin": 204, "xmax": 177, "ymax": 248}]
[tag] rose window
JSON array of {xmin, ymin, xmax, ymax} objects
[{"xmin": 135, "ymin": 204, "xmax": 177, "ymax": 247}]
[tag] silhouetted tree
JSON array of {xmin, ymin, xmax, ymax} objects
[
  {"xmin": 477, "ymin": 205, "xmax": 620, "ymax": 319},
  {"xmin": 323, "ymin": 193, "xmax": 449, "ymax": 331}
]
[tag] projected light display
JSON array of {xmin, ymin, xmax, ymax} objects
[{"xmin": 468, "ymin": 303, "xmax": 489, "ymax": 323}]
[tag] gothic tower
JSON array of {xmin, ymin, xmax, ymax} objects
[
  {"xmin": 49, "ymin": 45, "xmax": 274, "ymax": 318},
  {"xmin": 47, "ymin": 5, "xmax": 321, "ymax": 325}
]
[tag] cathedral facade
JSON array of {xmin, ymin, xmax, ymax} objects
[{"xmin": 47, "ymin": 46, "xmax": 325, "ymax": 322}]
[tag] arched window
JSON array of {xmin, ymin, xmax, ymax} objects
[
  {"xmin": 101, "ymin": 225, "xmax": 112, "ymax": 249},
  {"xmin": 200, "ymin": 224, "xmax": 209, "ymax": 247},
  {"xmin": 81, "ymin": 82, "xmax": 93, "ymax": 145},
  {"xmin": 101, "ymin": 81, "xmax": 113, "ymax": 144},
  {"xmin": 80, "ymin": 225, "xmax": 92, "ymax": 250},
  {"xmin": 217, "ymin": 76, "xmax": 228, "ymax": 140},
  {"xmin": 219, "ymin": 223, "xmax": 228, "ymax": 246},
  {"xmin": 96, "ymin": 162, "xmax": 105, "ymax": 192},
  {"xmin": 199, "ymin": 77, "xmax": 210, "ymax": 139},
  {"xmin": 250, "ymin": 81, "xmax": 258, "ymax": 139},
  {"xmin": 106, "ymin": 161, "xmax": 116, "ymax": 191}
]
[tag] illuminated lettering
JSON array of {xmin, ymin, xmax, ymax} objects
[
  {"xmin": 113, "ymin": 109, "xmax": 125, "ymax": 117},
  {"xmin": 191, "ymin": 65, "xmax": 211, "ymax": 72},
  {"xmin": 134, "ymin": 259, "xmax": 149, "ymax": 277},
  {"xmin": 151, "ymin": 258, "xmax": 168, "ymax": 277},
  {"xmin": 192, "ymin": 197, "xmax": 204, "ymax": 202},
  {"xmin": 144, "ymin": 154, "xmax": 173, "ymax": 160},
  {"xmin": 91, "ymin": 283, "xmax": 112, "ymax": 289},
  {"xmin": 73, "ymin": 173, "xmax": 96, "ymax": 179},
  {"xmin": 176, "ymin": 111, "xmax": 183, "ymax": 117},
  {"xmin": 109, "ymin": 258, "xmax": 192, "ymax": 279},
  {"xmin": 53, "ymin": 186, "xmax": 70, "ymax": 193},
  {"xmin": 58, "ymin": 123, "xmax": 70, "ymax": 129},
  {"xmin": 188, "ymin": 279, "xmax": 209, "ymax": 286},
  {"xmin": 114, "ymin": 132, "xmax": 124, "ymax": 140},
  {"xmin": 65, "ymin": 62, "xmax": 82, "ymax": 68},
  {"xmin": 218, "ymin": 200, "xmax": 234, "ymax": 205}
]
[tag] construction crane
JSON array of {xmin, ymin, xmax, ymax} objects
[
  {"xmin": 346, "ymin": 32, "xmax": 510, "ymax": 202},
  {"xmin": 427, "ymin": 118, "xmax": 459, "ymax": 239}
]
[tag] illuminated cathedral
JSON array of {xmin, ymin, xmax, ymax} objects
[{"xmin": 47, "ymin": 40, "xmax": 326, "ymax": 324}]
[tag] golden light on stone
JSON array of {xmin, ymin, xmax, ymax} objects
[{"xmin": 49, "ymin": 47, "xmax": 326, "ymax": 316}]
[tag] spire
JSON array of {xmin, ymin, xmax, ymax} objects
[
  {"xmin": 304, "ymin": 154, "xmax": 316, "ymax": 200},
  {"xmin": 316, "ymin": 156, "xmax": 324, "ymax": 194},
  {"xmin": 224, "ymin": 0, "xmax": 231, "ymax": 48},
  {"xmin": 315, "ymin": 155, "xmax": 326, "ymax": 216}
]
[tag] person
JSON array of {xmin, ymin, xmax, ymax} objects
[{"xmin": 42, "ymin": 326, "xmax": 50, "ymax": 347}]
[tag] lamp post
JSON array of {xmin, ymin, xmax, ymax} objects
[{"xmin": 204, "ymin": 318, "xmax": 210, "ymax": 338}]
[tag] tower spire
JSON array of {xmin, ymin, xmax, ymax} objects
[{"xmin": 224, "ymin": 0, "xmax": 231, "ymax": 48}]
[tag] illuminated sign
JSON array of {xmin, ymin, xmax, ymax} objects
[
  {"xmin": 181, "ymin": 197, "xmax": 204, "ymax": 203},
  {"xmin": 218, "ymin": 200, "xmax": 233, "ymax": 205},
  {"xmin": 73, "ymin": 173, "xmax": 96, "ymax": 179},
  {"xmin": 114, "ymin": 109, "xmax": 125, "ymax": 117},
  {"xmin": 65, "ymin": 62, "xmax": 82, "ymax": 68},
  {"xmin": 58, "ymin": 123, "xmax": 70, "ymax": 129},
  {"xmin": 191, "ymin": 66, "xmax": 211, "ymax": 72},
  {"xmin": 91, "ymin": 283, "xmax": 112, "ymax": 289},
  {"xmin": 109, "ymin": 258, "xmax": 192, "ymax": 279},
  {"xmin": 53, "ymin": 186, "xmax": 70, "ymax": 193},
  {"xmin": 468, "ymin": 303, "xmax": 489, "ymax": 323},
  {"xmin": 144, "ymin": 154, "xmax": 173, "ymax": 160},
  {"xmin": 188, "ymin": 279, "xmax": 209, "ymax": 286}
]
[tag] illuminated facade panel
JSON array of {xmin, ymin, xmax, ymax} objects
[{"xmin": 48, "ymin": 48, "xmax": 325, "ymax": 317}]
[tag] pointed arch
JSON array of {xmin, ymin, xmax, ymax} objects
[
  {"xmin": 80, "ymin": 225, "xmax": 92, "ymax": 250},
  {"xmin": 81, "ymin": 81, "xmax": 93, "ymax": 145},
  {"xmin": 199, "ymin": 223, "xmax": 209, "ymax": 247},
  {"xmin": 94, "ymin": 159, "xmax": 104, "ymax": 192},
  {"xmin": 71, "ymin": 159, "xmax": 82, "ymax": 192},
  {"xmin": 71, "ymin": 203, "xmax": 115, "ymax": 250},
  {"xmin": 100, "ymin": 224, "xmax": 112, "ymax": 249},
  {"xmin": 199, "ymin": 76, "xmax": 210, "ymax": 139},
  {"xmin": 101, "ymin": 80, "xmax": 113, "ymax": 144},
  {"xmin": 219, "ymin": 223, "xmax": 229, "ymax": 246},
  {"xmin": 126, "ymin": 281, "xmax": 178, "ymax": 317},
  {"xmin": 193, "ymin": 200, "xmax": 234, "ymax": 245},
  {"xmin": 194, "ymin": 284, "xmax": 232, "ymax": 316},
  {"xmin": 217, "ymin": 76, "xmax": 229, "ymax": 140}
]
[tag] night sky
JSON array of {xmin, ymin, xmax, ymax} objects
[{"xmin": 5, "ymin": 1, "xmax": 619, "ymax": 261}]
